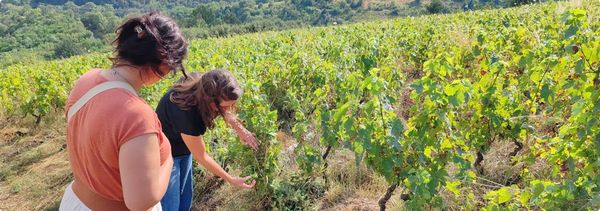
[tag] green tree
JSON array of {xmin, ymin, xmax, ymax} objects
[
  {"xmin": 426, "ymin": 0, "xmax": 449, "ymax": 13},
  {"xmin": 192, "ymin": 4, "xmax": 219, "ymax": 26},
  {"xmin": 52, "ymin": 34, "xmax": 102, "ymax": 59},
  {"xmin": 506, "ymin": 0, "xmax": 536, "ymax": 6}
]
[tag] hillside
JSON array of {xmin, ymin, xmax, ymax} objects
[{"xmin": 0, "ymin": 0, "xmax": 527, "ymax": 67}]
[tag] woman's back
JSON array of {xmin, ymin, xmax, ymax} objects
[
  {"xmin": 60, "ymin": 11, "xmax": 187, "ymax": 211},
  {"xmin": 65, "ymin": 69, "xmax": 171, "ymax": 202}
]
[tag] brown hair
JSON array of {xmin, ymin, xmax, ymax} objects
[
  {"xmin": 111, "ymin": 12, "xmax": 188, "ymax": 77},
  {"xmin": 170, "ymin": 69, "xmax": 243, "ymax": 128}
]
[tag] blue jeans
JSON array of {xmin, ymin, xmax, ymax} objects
[{"xmin": 161, "ymin": 154, "xmax": 193, "ymax": 211}]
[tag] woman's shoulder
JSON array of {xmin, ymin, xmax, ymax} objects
[
  {"xmin": 65, "ymin": 69, "xmax": 107, "ymax": 111},
  {"xmin": 158, "ymin": 89, "xmax": 186, "ymax": 111},
  {"xmin": 156, "ymin": 90, "xmax": 200, "ymax": 118},
  {"xmin": 104, "ymin": 89, "xmax": 153, "ymax": 114},
  {"xmin": 77, "ymin": 68, "xmax": 105, "ymax": 83},
  {"xmin": 68, "ymin": 68, "xmax": 154, "ymax": 119},
  {"xmin": 70, "ymin": 69, "xmax": 107, "ymax": 92}
]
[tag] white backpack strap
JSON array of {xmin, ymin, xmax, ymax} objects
[{"xmin": 67, "ymin": 81, "xmax": 137, "ymax": 122}]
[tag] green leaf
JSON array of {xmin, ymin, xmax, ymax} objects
[
  {"xmin": 441, "ymin": 139, "xmax": 453, "ymax": 150},
  {"xmin": 575, "ymin": 59, "xmax": 585, "ymax": 75},
  {"xmin": 382, "ymin": 159, "xmax": 393, "ymax": 178},
  {"xmin": 448, "ymin": 95, "xmax": 459, "ymax": 106},
  {"xmin": 444, "ymin": 84, "xmax": 458, "ymax": 96},
  {"xmin": 563, "ymin": 25, "xmax": 578, "ymax": 39},
  {"xmin": 411, "ymin": 81, "xmax": 424, "ymax": 94},
  {"xmin": 352, "ymin": 139, "xmax": 364, "ymax": 154},
  {"xmin": 438, "ymin": 63, "xmax": 448, "ymax": 77},
  {"xmin": 334, "ymin": 102, "xmax": 351, "ymax": 123},
  {"xmin": 531, "ymin": 180, "xmax": 545, "ymax": 199},
  {"xmin": 530, "ymin": 71, "xmax": 542, "ymax": 83},
  {"xmin": 595, "ymin": 134, "xmax": 600, "ymax": 156},
  {"xmin": 491, "ymin": 55, "xmax": 499, "ymax": 64},
  {"xmin": 541, "ymin": 84, "xmax": 551, "ymax": 102},
  {"xmin": 344, "ymin": 118, "xmax": 355, "ymax": 136},
  {"xmin": 519, "ymin": 191, "xmax": 531, "ymax": 205},
  {"xmin": 518, "ymin": 52, "xmax": 533, "ymax": 68},
  {"xmin": 314, "ymin": 88, "xmax": 324, "ymax": 97},
  {"xmin": 391, "ymin": 119, "xmax": 404, "ymax": 138},
  {"xmin": 570, "ymin": 9, "xmax": 587, "ymax": 18},
  {"xmin": 387, "ymin": 137, "xmax": 401, "ymax": 151},
  {"xmin": 364, "ymin": 99, "xmax": 376, "ymax": 115},
  {"xmin": 477, "ymin": 33, "xmax": 485, "ymax": 43},
  {"xmin": 424, "ymin": 59, "xmax": 435, "ymax": 72},
  {"xmin": 424, "ymin": 146, "xmax": 434, "ymax": 160},
  {"xmin": 473, "ymin": 45, "xmax": 481, "ymax": 56},
  {"xmin": 497, "ymin": 187, "xmax": 512, "ymax": 204}
]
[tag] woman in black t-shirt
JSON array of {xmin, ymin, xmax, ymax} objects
[{"xmin": 155, "ymin": 69, "xmax": 259, "ymax": 211}]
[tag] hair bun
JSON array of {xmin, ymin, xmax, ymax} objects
[{"xmin": 111, "ymin": 12, "xmax": 188, "ymax": 77}]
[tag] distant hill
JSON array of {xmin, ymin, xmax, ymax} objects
[{"xmin": 0, "ymin": 0, "xmax": 529, "ymax": 67}]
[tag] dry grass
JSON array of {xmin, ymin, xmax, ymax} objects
[
  {"xmin": 195, "ymin": 166, "xmax": 268, "ymax": 211},
  {"xmin": 439, "ymin": 137, "xmax": 553, "ymax": 210},
  {"xmin": 0, "ymin": 113, "xmax": 71, "ymax": 211},
  {"xmin": 479, "ymin": 141, "xmax": 524, "ymax": 186},
  {"xmin": 315, "ymin": 150, "xmax": 403, "ymax": 211}
]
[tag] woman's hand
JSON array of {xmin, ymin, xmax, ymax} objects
[
  {"xmin": 183, "ymin": 134, "xmax": 257, "ymax": 191},
  {"xmin": 228, "ymin": 176, "xmax": 256, "ymax": 189}
]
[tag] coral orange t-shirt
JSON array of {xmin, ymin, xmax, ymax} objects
[{"xmin": 65, "ymin": 69, "xmax": 171, "ymax": 202}]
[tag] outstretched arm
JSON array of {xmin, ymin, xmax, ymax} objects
[
  {"xmin": 181, "ymin": 133, "xmax": 256, "ymax": 189},
  {"xmin": 221, "ymin": 110, "xmax": 259, "ymax": 151}
]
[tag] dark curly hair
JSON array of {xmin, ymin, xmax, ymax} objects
[{"xmin": 111, "ymin": 12, "xmax": 188, "ymax": 77}]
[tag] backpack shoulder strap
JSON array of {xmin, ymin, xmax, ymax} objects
[{"xmin": 67, "ymin": 81, "xmax": 137, "ymax": 122}]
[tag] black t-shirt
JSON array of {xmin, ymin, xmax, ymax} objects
[{"xmin": 156, "ymin": 89, "xmax": 207, "ymax": 157}]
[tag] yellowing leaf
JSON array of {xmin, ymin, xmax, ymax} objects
[{"xmin": 446, "ymin": 180, "xmax": 461, "ymax": 196}]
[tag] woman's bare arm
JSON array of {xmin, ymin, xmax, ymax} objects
[
  {"xmin": 119, "ymin": 133, "xmax": 173, "ymax": 211},
  {"xmin": 181, "ymin": 133, "xmax": 255, "ymax": 189},
  {"xmin": 221, "ymin": 110, "xmax": 259, "ymax": 150}
]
